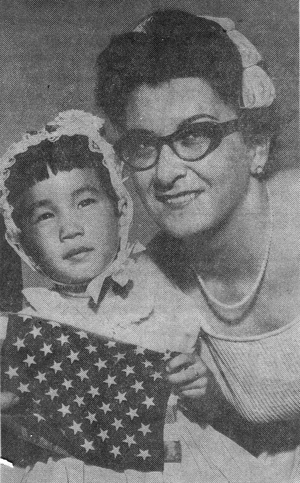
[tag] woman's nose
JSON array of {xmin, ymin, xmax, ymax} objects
[
  {"xmin": 59, "ymin": 216, "xmax": 84, "ymax": 241},
  {"xmin": 155, "ymin": 144, "xmax": 186, "ymax": 187}
]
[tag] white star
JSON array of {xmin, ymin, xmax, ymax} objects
[
  {"xmin": 131, "ymin": 380, "xmax": 144, "ymax": 392},
  {"xmin": 48, "ymin": 321, "xmax": 60, "ymax": 328},
  {"xmin": 56, "ymin": 334, "xmax": 69, "ymax": 345},
  {"xmin": 69, "ymin": 421, "xmax": 82, "ymax": 434},
  {"xmin": 122, "ymin": 365, "xmax": 135, "ymax": 377},
  {"xmin": 134, "ymin": 346, "xmax": 145, "ymax": 355},
  {"xmin": 110, "ymin": 445, "xmax": 121, "ymax": 458},
  {"xmin": 88, "ymin": 386, "xmax": 100, "ymax": 398},
  {"xmin": 142, "ymin": 396, "xmax": 155, "ymax": 409},
  {"xmin": 98, "ymin": 428, "xmax": 109, "ymax": 441},
  {"xmin": 76, "ymin": 330, "xmax": 89, "ymax": 339},
  {"xmin": 77, "ymin": 368, "xmax": 89, "ymax": 381},
  {"xmin": 105, "ymin": 340, "xmax": 116, "ymax": 348},
  {"xmin": 5, "ymin": 366, "xmax": 18, "ymax": 379},
  {"xmin": 86, "ymin": 344, "xmax": 97, "ymax": 354},
  {"xmin": 18, "ymin": 382, "xmax": 30, "ymax": 393},
  {"xmin": 150, "ymin": 371, "xmax": 162, "ymax": 381},
  {"xmin": 137, "ymin": 449, "xmax": 151, "ymax": 460},
  {"xmin": 114, "ymin": 352, "xmax": 125, "ymax": 362},
  {"xmin": 142, "ymin": 360, "xmax": 153, "ymax": 368},
  {"xmin": 162, "ymin": 351, "xmax": 172, "ymax": 361},
  {"xmin": 81, "ymin": 439, "xmax": 94, "ymax": 452},
  {"xmin": 104, "ymin": 375, "xmax": 116, "ymax": 388},
  {"xmin": 94, "ymin": 358, "xmax": 107, "ymax": 371},
  {"xmin": 46, "ymin": 387, "xmax": 59, "ymax": 400},
  {"xmin": 40, "ymin": 342, "xmax": 52, "ymax": 355},
  {"xmin": 33, "ymin": 413, "xmax": 45, "ymax": 422},
  {"xmin": 114, "ymin": 391, "xmax": 127, "ymax": 403},
  {"xmin": 74, "ymin": 395, "xmax": 85, "ymax": 407},
  {"xmin": 62, "ymin": 378, "xmax": 73, "ymax": 390},
  {"xmin": 24, "ymin": 354, "xmax": 36, "ymax": 367},
  {"xmin": 138, "ymin": 423, "xmax": 151, "ymax": 436},
  {"xmin": 32, "ymin": 398, "xmax": 41, "ymax": 405},
  {"xmin": 35, "ymin": 371, "xmax": 47, "ymax": 383},
  {"xmin": 100, "ymin": 402, "xmax": 111, "ymax": 414},
  {"xmin": 50, "ymin": 361, "xmax": 62, "ymax": 373},
  {"xmin": 67, "ymin": 350, "xmax": 79, "ymax": 363},
  {"xmin": 85, "ymin": 412, "xmax": 97, "ymax": 424},
  {"xmin": 123, "ymin": 434, "xmax": 136, "ymax": 447},
  {"xmin": 29, "ymin": 326, "xmax": 42, "ymax": 338},
  {"xmin": 112, "ymin": 418, "xmax": 123, "ymax": 431},
  {"xmin": 21, "ymin": 314, "xmax": 32, "ymax": 322},
  {"xmin": 126, "ymin": 407, "xmax": 139, "ymax": 420},
  {"xmin": 57, "ymin": 403, "xmax": 71, "ymax": 417},
  {"xmin": 13, "ymin": 337, "xmax": 25, "ymax": 350}
]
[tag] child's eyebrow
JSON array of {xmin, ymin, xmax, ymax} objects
[
  {"xmin": 25, "ymin": 199, "xmax": 53, "ymax": 217},
  {"xmin": 71, "ymin": 185, "xmax": 102, "ymax": 198}
]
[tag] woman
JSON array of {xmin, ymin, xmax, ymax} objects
[{"xmin": 95, "ymin": 9, "xmax": 300, "ymax": 482}]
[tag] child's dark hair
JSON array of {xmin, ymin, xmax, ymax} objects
[
  {"xmin": 95, "ymin": 9, "xmax": 279, "ymax": 147},
  {"xmin": 6, "ymin": 134, "xmax": 119, "ymax": 226}
]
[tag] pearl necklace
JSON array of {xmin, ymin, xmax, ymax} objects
[{"xmin": 192, "ymin": 184, "xmax": 273, "ymax": 323}]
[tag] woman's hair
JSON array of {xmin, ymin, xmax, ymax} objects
[
  {"xmin": 95, "ymin": 9, "xmax": 279, "ymax": 146},
  {"xmin": 6, "ymin": 134, "xmax": 118, "ymax": 225}
]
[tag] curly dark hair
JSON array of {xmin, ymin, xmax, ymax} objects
[
  {"xmin": 95, "ymin": 9, "xmax": 279, "ymax": 148},
  {"xmin": 6, "ymin": 134, "xmax": 118, "ymax": 226}
]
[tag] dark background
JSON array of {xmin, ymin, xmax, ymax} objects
[{"xmin": 0, "ymin": 0, "xmax": 298, "ymax": 304}]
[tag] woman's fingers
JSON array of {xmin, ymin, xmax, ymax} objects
[
  {"xmin": 167, "ymin": 353, "xmax": 195, "ymax": 373},
  {"xmin": 1, "ymin": 392, "xmax": 19, "ymax": 411},
  {"xmin": 166, "ymin": 353, "xmax": 210, "ymax": 400},
  {"xmin": 167, "ymin": 357, "xmax": 207, "ymax": 385}
]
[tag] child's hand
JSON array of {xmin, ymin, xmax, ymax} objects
[
  {"xmin": 166, "ymin": 352, "xmax": 208, "ymax": 399},
  {"xmin": 1, "ymin": 392, "xmax": 19, "ymax": 411}
]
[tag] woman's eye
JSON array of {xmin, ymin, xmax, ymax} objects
[
  {"xmin": 78, "ymin": 198, "xmax": 97, "ymax": 209},
  {"xmin": 180, "ymin": 133, "xmax": 208, "ymax": 147}
]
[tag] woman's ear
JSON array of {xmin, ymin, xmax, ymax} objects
[{"xmin": 250, "ymin": 139, "xmax": 270, "ymax": 177}]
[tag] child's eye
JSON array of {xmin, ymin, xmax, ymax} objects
[
  {"xmin": 78, "ymin": 198, "xmax": 97, "ymax": 209},
  {"xmin": 35, "ymin": 212, "xmax": 54, "ymax": 223}
]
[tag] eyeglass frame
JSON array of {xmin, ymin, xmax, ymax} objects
[{"xmin": 114, "ymin": 118, "xmax": 240, "ymax": 171}]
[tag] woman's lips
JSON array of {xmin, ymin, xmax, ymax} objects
[{"xmin": 155, "ymin": 190, "xmax": 202, "ymax": 208}]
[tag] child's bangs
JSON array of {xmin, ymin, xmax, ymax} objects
[{"xmin": 6, "ymin": 135, "xmax": 118, "ymax": 210}]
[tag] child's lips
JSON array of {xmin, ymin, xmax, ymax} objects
[{"xmin": 63, "ymin": 247, "xmax": 94, "ymax": 260}]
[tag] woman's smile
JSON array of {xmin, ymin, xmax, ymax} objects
[{"xmin": 155, "ymin": 190, "xmax": 203, "ymax": 209}]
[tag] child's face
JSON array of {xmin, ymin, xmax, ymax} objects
[{"xmin": 20, "ymin": 167, "xmax": 119, "ymax": 285}]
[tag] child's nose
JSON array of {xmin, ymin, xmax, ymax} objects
[{"xmin": 59, "ymin": 217, "xmax": 84, "ymax": 241}]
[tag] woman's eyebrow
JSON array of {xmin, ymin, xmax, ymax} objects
[{"xmin": 178, "ymin": 114, "xmax": 218, "ymax": 130}]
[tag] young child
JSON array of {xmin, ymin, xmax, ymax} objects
[{"xmin": 0, "ymin": 111, "xmax": 201, "ymax": 483}]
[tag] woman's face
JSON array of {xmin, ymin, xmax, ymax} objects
[{"xmin": 124, "ymin": 77, "xmax": 256, "ymax": 238}]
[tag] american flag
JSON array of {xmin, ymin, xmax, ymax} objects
[{"xmin": 2, "ymin": 314, "xmax": 174, "ymax": 472}]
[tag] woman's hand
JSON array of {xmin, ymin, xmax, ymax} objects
[
  {"xmin": 1, "ymin": 392, "xmax": 19, "ymax": 411},
  {"xmin": 166, "ymin": 352, "xmax": 208, "ymax": 399}
]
